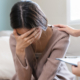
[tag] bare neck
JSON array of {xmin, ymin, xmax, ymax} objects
[{"xmin": 32, "ymin": 26, "xmax": 53, "ymax": 53}]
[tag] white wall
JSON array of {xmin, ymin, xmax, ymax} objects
[
  {"xmin": 0, "ymin": 0, "xmax": 20, "ymax": 31},
  {"xmin": 0, "ymin": 0, "xmax": 79, "ymax": 31},
  {"xmin": 32, "ymin": 0, "xmax": 67, "ymax": 25},
  {"xmin": 32, "ymin": 0, "xmax": 80, "ymax": 29}
]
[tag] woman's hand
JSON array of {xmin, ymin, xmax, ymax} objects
[
  {"xmin": 54, "ymin": 24, "xmax": 78, "ymax": 37},
  {"xmin": 13, "ymin": 28, "xmax": 40, "ymax": 55},
  {"xmin": 72, "ymin": 62, "xmax": 80, "ymax": 76},
  {"xmin": 13, "ymin": 28, "xmax": 40, "ymax": 66}
]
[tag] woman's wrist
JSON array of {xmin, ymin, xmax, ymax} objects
[
  {"xmin": 16, "ymin": 48, "xmax": 25, "ymax": 55},
  {"xmin": 16, "ymin": 49, "xmax": 27, "ymax": 67},
  {"xmin": 16, "ymin": 49, "xmax": 25, "ymax": 62},
  {"xmin": 73, "ymin": 29, "xmax": 80, "ymax": 37}
]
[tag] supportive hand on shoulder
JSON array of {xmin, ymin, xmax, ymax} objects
[{"xmin": 54, "ymin": 24, "xmax": 78, "ymax": 37}]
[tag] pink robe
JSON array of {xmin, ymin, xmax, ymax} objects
[{"xmin": 9, "ymin": 26, "xmax": 75, "ymax": 80}]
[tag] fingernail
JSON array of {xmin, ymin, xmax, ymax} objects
[{"xmin": 35, "ymin": 35, "xmax": 37, "ymax": 38}]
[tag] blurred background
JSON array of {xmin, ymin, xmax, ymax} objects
[
  {"xmin": 0, "ymin": 0, "xmax": 80, "ymax": 80},
  {"xmin": 0, "ymin": 0, "xmax": 80, "ymax": 31}
]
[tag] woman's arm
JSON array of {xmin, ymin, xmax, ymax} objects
[
  {"xmin": 10, "ymin": 27, "xmax": 40, "ymax": 80},
  {"xmin": 74, "ymin": 29, "xmax": 80, "ymax": 37},
  {"xmin": 54, "ymin": 24, "xmax": 80, "ymax": 37},
  {"xmin": 38, "ymin": 31, "xmax": 69, "ymax": 80},
  {"xmin": 9, "ymin": 33, "xmax": 32, "ymax": 80}
]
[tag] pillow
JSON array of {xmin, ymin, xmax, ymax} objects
[
  {"xmin": 0, "ymin": 36, "xmax": 16, "ymax": 79},
  {"xmin": 0, "ymin": 31, "xmax": 13, "ymax": 36}
]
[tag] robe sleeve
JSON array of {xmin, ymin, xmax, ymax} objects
[{"xmin": 9, "ymin": 33, "xmax": 32, "ymax": 80}]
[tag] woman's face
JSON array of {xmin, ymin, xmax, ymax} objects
[{"xmin": 16, "ymin": 27, "xmax": 42, "ymax": 42}]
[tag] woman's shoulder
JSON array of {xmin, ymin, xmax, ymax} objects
[
  {"xmin": 52, "ymin": 26, "xmax": 70, "ymax": 39},
  {"xmin": 49, "ymin": 26, "xmax": 70, "ymax": 51},
  {"xmin": 50, "ymin": 26, "xmax": 70, "ymax": 46},
  {"xmin": 48, "ymin": 24, "xmax": 69, "ymax": 38}
]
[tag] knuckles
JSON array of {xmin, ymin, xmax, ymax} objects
[
  {"xmin": 20, "ymin": 36, "xmax": 24, "ymax": 39},
  {"xmin": 24, "ymin": 38, "xmax": 27, "ymax": 42}
]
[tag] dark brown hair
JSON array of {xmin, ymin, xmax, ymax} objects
[{"xmin": 10, "ymin": 1, "xmax": 48, "ymax": 31}]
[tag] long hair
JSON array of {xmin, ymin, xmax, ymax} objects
[{"xmin": 10, "ymin": 1, "xmax": 48, "ymax": 31}]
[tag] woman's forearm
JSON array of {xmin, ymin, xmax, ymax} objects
[{"xmin": 16, "ymin": 50, "xmax": 27, "ymax": 67}]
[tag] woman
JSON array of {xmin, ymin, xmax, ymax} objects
[
  {"xmin": 9, "ymin": 1, "xmax": 75, "ymax": 80},
  {"xmin": 54, "ymin": 24, "xmax": 80, "ymax": 76}
]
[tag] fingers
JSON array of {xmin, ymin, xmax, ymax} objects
[
  {"xmin": 72, "ymin": 66, "xmax": 77, "ymax": 74},
  {"xmin": 58, "ymin": 28, "xmax": 66, "ymax": 32},
  {"xmin": 26, "ymin": 29, "xmax": 40, "ymax": 40},
  {"xmin": 54, "ymin": 24, "xmax": 66, "ymax": 28},
  {"xmin": 35, "ymin": 32, "xmax": 40, "ymax": 38},
  {"xmin": 22, "ymin": 28, "xmax": 36, "ymax": 39},
  {"xmin": 24, "ymin": 30, "xmax": 40, "ymax": 42},
  {"xmin": 78, "ymin": 62, "xmax": 80, "ymax": 67},
  {"xmin": 72, "ymin": 65, "xmax": 77, "ymax": 69},
  {"xmin": 26, "ymin": 36, "xmax": 35, "ymax": 45},
  {"xmin": 72, "ymin": 65, "xmax": 79, "ymax": 75}
]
